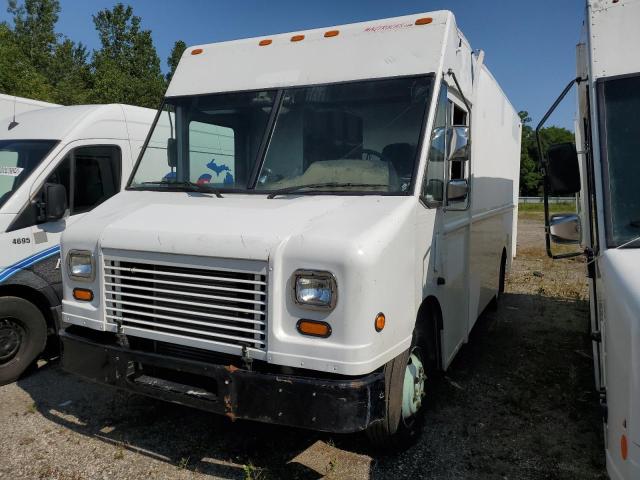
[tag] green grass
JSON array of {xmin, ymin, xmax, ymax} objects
[{"xmin": 518, "ymin": 202, "xmax": 576, "ymax": 214}]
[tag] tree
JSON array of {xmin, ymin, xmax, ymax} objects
[
  {"xmin": 49, "ymin": 38, "xmax": 92, "ymax": 104},
  {"xmin": 166, "ymin": 40, "xmax": 186, "ymax": 82},
  {"xmin": 7, "ymin": 0, "xmax": 60, "ymax": 73},
  {"xmin": 90, "ymin": 3, "xmax": 165, "ymax": 107},
  {"xmin": 0, "ymin": 22, "xmax": 52, "ymax": 101}
]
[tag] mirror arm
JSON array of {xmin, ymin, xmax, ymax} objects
[{"xmin": 535, "ymin": 76, "xmax": 587, "ymax": 259}]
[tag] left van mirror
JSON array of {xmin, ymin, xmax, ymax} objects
[
  {"xmin": 448, "ymin": 126, "xmax": 469, "ymax": 162},
  {"xmin": 43, "ymin": 183, "xmax": 67, "ymax": 220}
]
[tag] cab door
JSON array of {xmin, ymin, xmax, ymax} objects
[{"xmin": 2, "ymin": 141, "xmax": 125, "ymax": 293}]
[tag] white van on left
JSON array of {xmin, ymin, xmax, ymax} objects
[{"xmin": 0, "ymin": 102, "xmax": 155, "ymax": 384}]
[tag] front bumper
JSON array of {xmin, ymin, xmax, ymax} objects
[{"xmin": 60, "ymin": 328, "xmax": 386, "ymax": 433}]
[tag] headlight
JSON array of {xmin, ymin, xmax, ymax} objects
[
  {"xmin": 67, "ymin": 250, "xmax": 94, "ymax": 281},
  {"xmin": 292, "ymin": 270, "xmax": 337, "ymax": 310}
]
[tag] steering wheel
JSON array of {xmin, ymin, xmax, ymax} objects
[{"xmin": 361, "ymin": 149, "xmax": 383, "ymax": 161}]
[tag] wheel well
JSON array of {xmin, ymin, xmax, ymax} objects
[
  {"xmin": 0, "ymin": 284, "xmax": 55, "ymax": 333},
  {"xmin": 416, "ymin": 295, "xmax": 443, "ymax": 371}
]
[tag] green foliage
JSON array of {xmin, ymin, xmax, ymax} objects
[
  {"xmin": 0, "ymin": 22, "xmax": 52, "ymax": 100},
  {"xmin": 166, "ymin": 40, "xmax": 186, "ymax": 82},
  {"xmin": 2, "ymin": 0, "xmax": 177, "ymax": 108},
  {"xmin": 518, "ymin": 110, "xmax": 574, "ymax": 196},
  {"xmin": 90, "ymin": 3, "xmax": 166, "ymax": 108}
]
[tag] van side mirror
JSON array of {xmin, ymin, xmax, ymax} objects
[
  {"xmin": 549, "ymin": 213, "xmax": 581, "ymax": 244},
  {"xmin": 546, "ymin": 143, "xmax": 580, "ymax": 194},
  {"xmin": 167, "ymin": 138, "xmax": 177, "ymax": 168},
  {"xmin": 446, "ymin": 179, "xmax": 468, "ymax": 202},
  {"xmin": 43, "ymin": 183, "xmax": 67, "ymax": 221},
  {"xmin": 448, "ymin": 126, "xmax": 469, "ymax": 162}
]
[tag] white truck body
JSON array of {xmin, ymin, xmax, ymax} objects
[
  {"xmin": 577, "ymin": 1, "xmax": 640, "ymax": 477},
  {"xmin": 0, "ymin": 94, "xmax": 58, "ymax": 123},
  {"xmin": 541, "ymin": 0, "xmax": 640, "ymax": 477},
  {"xmin": 60, "ymin": 11, "xmax": 521, "ymax": 437},
  {"xmin": 0, "ymin": 104, "xmax": 155, "ymax": 383}
]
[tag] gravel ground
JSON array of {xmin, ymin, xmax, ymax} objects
[{"xmin": 0, "ymin": 213, "xmax": 607, "ymax": 480}]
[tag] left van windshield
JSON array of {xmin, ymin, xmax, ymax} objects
[{"xmin": 0, "ymin": 140, "xmax": 58, "ymax": 209}]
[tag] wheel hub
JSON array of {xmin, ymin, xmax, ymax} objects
[
  {"xmin": 401, "ymin": 349, "xmax": 426, "ymax": 420},
  {"xmin": 0, "ymin": 318, "xmax": 23, "ymax": 363}
]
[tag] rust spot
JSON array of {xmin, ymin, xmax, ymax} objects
[
  {"xmin": 223, "ymin": 395, "xmax": 236, "ymax": 421},
  {"xmin": 225, "ymin": 365, "xmax": 239, "ymax": 373}
]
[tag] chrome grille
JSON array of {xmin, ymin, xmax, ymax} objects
[{"xmin": 103, "ymin": 256, "xmax": 267, "ymax": 355}]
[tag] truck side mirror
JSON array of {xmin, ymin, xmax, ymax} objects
[
  {"xmin": 546, "ymin": 143, "xmax": 580, "ymax": 194},
  {"xmin": 43, "ymin": 183, "xmax": 67, "ymax": 221},
  {"xmin": 446, "ymin": 179, "xmax": 468, "ymax": 202},
  {"xmin": 448, "ymin": 126, "xmax": 469, "ymax": 162},
  {"xmin": 549, "ymin": 213, "xmax": 581, "ymax": 244},
  {"xmin": 167, "ymin": 138, "xmax": 177, "ymax": 168}
]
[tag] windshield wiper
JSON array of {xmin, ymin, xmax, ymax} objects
[
  {"xmin": 131, "ymin": 180, "xmax": 223, "ymax": 197},
  {"xmin": 266, "ymin": 182, "xmax": 388, "ymax": 199}
]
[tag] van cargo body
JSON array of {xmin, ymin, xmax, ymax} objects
[{"xmin": 60, "ymin": 11, "xmax": 521, "ymax": 444}]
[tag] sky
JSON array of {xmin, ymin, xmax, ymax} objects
[{"xmin": 1, "ymin": 0, "xmax": 585, "ymax": 130}]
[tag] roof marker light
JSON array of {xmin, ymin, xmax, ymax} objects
[
  {"xmin": 324, "ymin": 30, "xmax": 339, "ymax": 38},
  {"xmin": 259, "ymin": 39, "xmax": 272, "ymax": 46},
  {"xmin": 415, "ymin": 17, "xmax": 433, "ymax": 25},
  {"xmin": 191, "ymin": 48, "xmax": 204, "ymax": 55},
  {"xmin": 291, "ymin": 34, "xmax": 305, "ymax": 42}
]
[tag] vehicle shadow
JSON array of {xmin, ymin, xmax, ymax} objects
[
  {"xmin": 370, "ymin": 292, "xmax": 606, "ymax": 479},
  {"xmin": 16, "ymin": 292, "xmax": 605, "ymax": 479},
  {"xmin": 16, "ymin": 358, "xmax": 370, "ymax": 478}
]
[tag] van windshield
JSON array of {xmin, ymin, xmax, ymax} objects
[
  {"xmin": 599, "ymin": 74, "xmax": 640, "ymax": 248},
  {"xmin": 0, "ymin": 140, "xmax": 58, "ymax": 209},
  {"xmin": 129, "ymin": 75, "xmax": 433, "ymax": 195}
]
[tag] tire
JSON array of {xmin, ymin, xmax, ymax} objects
[
  {"xmin": 488, "ymin": 250, "xmax": 507, "ymax": 311},
  {"xmin": 366, "ymin": 327, "xmax": 431, "ymax": 451},
  {"xmin": 0, "ymin": 296, "xmax": 47, "ymax": 385}
]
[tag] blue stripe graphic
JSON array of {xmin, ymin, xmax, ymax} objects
[{"xmin": 0, "ymin": 245, "xmax": 61, "ymax": 283}]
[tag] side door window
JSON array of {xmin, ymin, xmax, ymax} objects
[
  {"xmin": 421, "ymin": 82, "xmax": 449, "ymax": 204},
  {"xmin": 72, "ymin": 146, "xmax": 121, "ymax": 214},
  {"xmin": 9, "ymin": 145, "xmax": 121, "ymax": 231}
]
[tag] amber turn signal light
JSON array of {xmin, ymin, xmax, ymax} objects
[
  {"xmin": 297, "ymin": 319, "xmax": 332, "ymax": 338},
  {"xmin": 375, "ymin": 312, "xmax": 386, "ymax": 332},
  {"xmin": 415, "ymin": 17, "xmax": 433, "ymax": 25},
  {"xmin": 191, "ymin": 48, "xmax": 204, "ymax": 55},
  {"xmin": 73, "ymin": 288, "xmax": 93, "ymax": 301}
]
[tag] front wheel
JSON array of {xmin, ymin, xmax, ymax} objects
[
  {"xmin": 366, "ymin": 334, "xmax": 429, "ymax": 450},
  {"xmin": 0, "ymin": 297, "xmax": 47, "ymax": 385}
]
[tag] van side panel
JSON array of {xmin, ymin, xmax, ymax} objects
[{"xmin": 468, "ymin": 65, "xmax": 521, "ymax": 327}]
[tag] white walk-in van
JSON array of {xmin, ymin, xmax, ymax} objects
[
  {"xmin": 537, "ymin": 0, "xmax": 640, "ymax": 477},
  {"xmin": 0, "ymin": 104, "xmax": 156, "ymax": 384},
  {"xmin": 60, "ymin": 11, "xmax": 521, "ymax": 446}
]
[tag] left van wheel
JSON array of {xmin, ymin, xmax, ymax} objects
[
  {"xmin": 366, "ymin": 330, "xmax": 428, "ymax": 450},
  {"xmin": 0, "ymin": 297, "xmax": 47, "ymax": 385}
]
